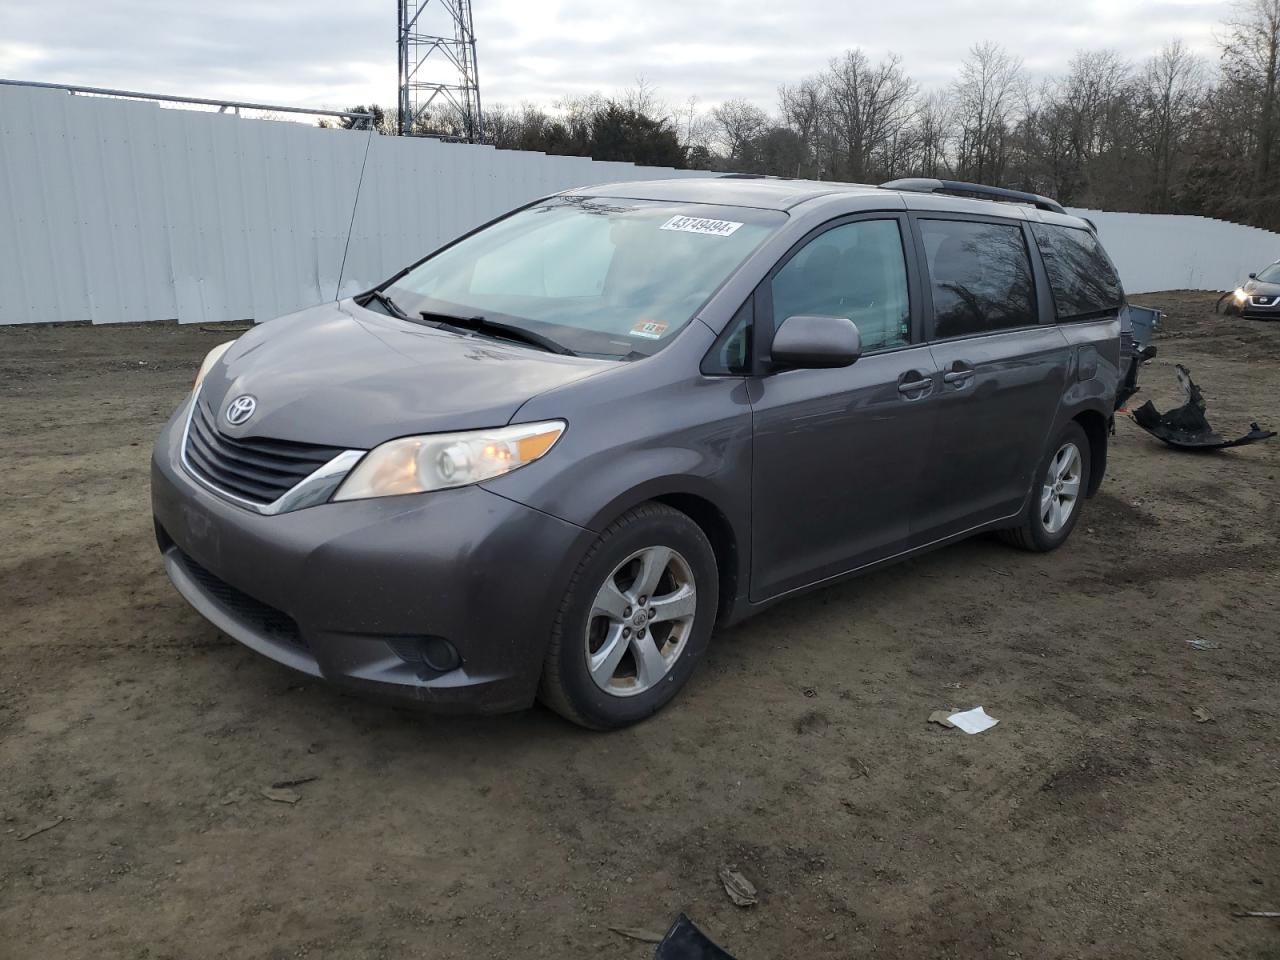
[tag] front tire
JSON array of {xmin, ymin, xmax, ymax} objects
[
  {"xmin": 538, "ymin": 503, "xmax": 718, "ymax": 730},
  {"xmin": 999, "ymin": 421, "xmax": 1091, "ymax": 552}
]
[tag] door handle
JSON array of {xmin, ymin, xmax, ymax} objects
[
  {"xmin": 943, "ymin": 362, "xmax": 975, "ymax": 388},
  {"xmin": 897, "ymin": 372, "xmax": 933, "ymax": 397}
]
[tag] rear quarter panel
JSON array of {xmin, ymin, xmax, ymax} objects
[
  {"xmin": 1054, "ymin": 316, "xmax": 1121, "ymax": 419},
  {"xmin": 1047, "ymin": 316, "xmax": 1121, "ymax": 498}
]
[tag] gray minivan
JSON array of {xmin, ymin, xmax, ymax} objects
[{"xmin": 152, "ymin": 176, "xmax": 1126, "ymax": 729}]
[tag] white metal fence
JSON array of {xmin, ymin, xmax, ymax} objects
[
  {"xmin": 2, "ymin": 82, "xmax": 1278, "ymax": 326},
  {"xmin": 1070, "ymin": 208, "xmax": 1280, "ymax": 298},
  {"xmin": 0, "ymin": 84, "xmax": 703, "ymax": 326}
]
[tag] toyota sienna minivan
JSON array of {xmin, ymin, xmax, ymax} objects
[{"xmin": 152, "ymin": 175, "xmax": 1127, "ymax": 729}]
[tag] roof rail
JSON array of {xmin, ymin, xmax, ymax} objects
[{"xmin": 880, "ymin": 178, "xmax": 1067, "ymax": 215}]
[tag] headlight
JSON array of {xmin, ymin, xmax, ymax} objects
[
  {"xmin": 332, "ymin": 420, "xmax": 566, "ymax": 501},
  {"xmin": 193, "ymin": 341, "xmax": 235, "ymax": 395},
  {"xmin": 1234, "ymin": 287, "xmax": 1248, "ymax": 303}
]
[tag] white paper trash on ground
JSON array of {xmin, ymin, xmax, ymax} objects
[{"xmin": 947, "ymin": 706, "xmax": 999, "ymax": 735}]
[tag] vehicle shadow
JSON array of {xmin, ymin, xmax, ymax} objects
[{"xmin": 201, "ymin": 529, "xmax": 1032, "ymax": 755}]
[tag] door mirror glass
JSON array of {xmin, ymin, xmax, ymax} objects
[{"xmin": 771, "ymin": 315, "xmax": 862, "ymax": 369}]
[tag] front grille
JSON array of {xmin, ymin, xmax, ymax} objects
[
  {"xmin": 185, "ymin": 401, "xmax": 345, "ymax": 506},
  {"xmin": 1252, "ymin": 296, "xmax": 1273, "ymax": 305},
  {"xmin": 174, "ymin": 549, "xmax": 304, "ymax": 647}
]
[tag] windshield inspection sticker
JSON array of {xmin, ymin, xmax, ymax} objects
[
  {"xmin": 630, "ymin": 320, "xmax": 670, "ymax": 340},
  {"xmin": 660, "ymin": 215, "xmax": 744, "ymax": 237}
]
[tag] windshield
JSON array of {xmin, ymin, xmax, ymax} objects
[
  {"xmin": 1256, "ymin": 263, "xmax": 1280, "ymax": 283},
  {"xmin": 384, "ymin": 196, "xmax": 785, "ymax": 358}
]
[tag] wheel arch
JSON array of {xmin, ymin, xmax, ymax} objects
[
  {"xmin": 652, "ymin": 492, "xmax": 740, "ymax": 626},
  {"xmin": 1071, "ymin": 407, "xmax": 1109, "ymax": 497},
  {"xmin": 583, "ymin": 480, "xmax": 745, "ymax": 627}
]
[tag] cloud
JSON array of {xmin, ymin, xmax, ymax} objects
[{"xmin": 0, "ymin": 0, "xmax": 1232, "ymax": 117}]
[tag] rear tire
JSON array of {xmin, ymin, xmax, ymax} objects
[
  {"xmin": 538, "ymin": 503, "xmax": 718, "ymax": 730},
  {"xmin": 999, "ymin": 421, "xmax": 1091, "ymax": 553}
]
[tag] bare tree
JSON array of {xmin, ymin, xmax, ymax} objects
[
  {"xmin": 821, "ymin": 49, "xmax": 916, "ymax": 181},
  {"xmin": 1222, "ymin": 0, "xmax": 1280, "ymax": 184},
  {"xmin": 710, "ymin": 98, "xmax": 770, "ymax": 164},
  {"xmin": 620, "ymin": 77, "xmax": 667, "ymax": 121},
  {"xmin": 1061, "ymin": 50, "xmax": 1131, "ymax": 165},
  {"xmin": 953, "ymin": 41, "xmax": 1026, "ymax": 183},
  {"xmin": 778, "ymin": 79, "xmax": 827, "ymax": 177},
  {"xmin": 1135, "ymin": 41, "xmax": 1206, "ymax": 206},
  {"xmin": 462, "ymin": 12, "xmax": 1280, "ymax": 230},
  {"xmin": 555, "ymin": 92, "xmax": 608, "ymax": 127},
  {"xmin": 1056, "ymin": 51, "xmax": 1134, "ymax": 203},
  {"xmin": 679, "ymin": 95, "xmax": 717, "ymax": 151},
  {"xmin": 1017, "ymin": 80, "xmax": 1075, "ymax": 199},
  {"xmin": 482, "ymin": 103, "xmax": 520, "ymax": 147},
  {"xmin": 912, "ymin": 89, "xmax": 954, "ymax": 178}
]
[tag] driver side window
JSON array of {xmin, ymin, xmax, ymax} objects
[{"xmin": 770, "ymin": 219, "xmax": 911, "ymax": 353}]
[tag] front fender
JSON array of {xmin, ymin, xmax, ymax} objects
[
  {"xmin": 484, "ymin": 440, "xmax": 752, "ymax": 628},
  {"xmin": 568, "ymin": 467, "xmax": 736, "ymax": 535},
  {"xmin": 481, "ymin": 341, "xmax": 754, "ymax": 613}
]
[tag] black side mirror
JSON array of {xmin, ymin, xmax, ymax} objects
[
  {"xmin": 1249, "ymin": 272, "xmax": 1258, "ymax": 279},
  {"xmin": 771, "ymin": 315, "xmax": 862, "ymax": 370}
]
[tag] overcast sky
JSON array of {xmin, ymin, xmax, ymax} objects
[{"xmin": 0, "ymin": 0, "xmax": 1234, "ymax": 116}]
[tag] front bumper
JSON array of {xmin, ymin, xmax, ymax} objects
[
  {"xmin": 1239, "ymin": 297, "xmax": 1280, "ymax": 318},
  {"xmin": 151, "ymin": 401, "xmax": 591, "ymax": 713}
]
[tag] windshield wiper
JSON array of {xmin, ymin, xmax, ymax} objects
[
  {"xmin": 420, "ymin": 311, "xmax": 574, "ymax": 355},
  {"xmin": 363, "ymin": 289, "xmax": 409, "ymax": 319}
]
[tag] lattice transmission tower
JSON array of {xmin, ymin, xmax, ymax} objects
[{"xmin": 397, "ymin": 0, "xmax": 483, "ymax": 140}]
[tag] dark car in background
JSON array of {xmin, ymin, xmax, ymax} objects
[
  {"xmin": 1229, "ymin": 261, "xmax": 1280, "ymax": 318},
  {"xmin": 152, "ymin": 175, "xmax": 1127, "ymax": 729}
]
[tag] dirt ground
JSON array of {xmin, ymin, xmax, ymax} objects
[{"xmin": 1, "ymin": 292, "xmax": 1278, "ymax": 960}]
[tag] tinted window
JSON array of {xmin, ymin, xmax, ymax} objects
[
  {"xmin": 770, "ymin": 219, "xmax": 911, "ymax": 352},
  {"xmin": 1031, "ymin": 223, "xmax": 1123, "ymax": 320},
  {"xmin": 921, "ymin": 219, "xmax": 1037, "ymax": 338}
]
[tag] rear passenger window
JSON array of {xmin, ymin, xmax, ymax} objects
[
  {"xmin": 920, "ymin": 219, "xmax": 1037, "ymax": 338},
  {"xmin": 1031, "ymin": 223, "xmax": 1123, "ymax": 321},
  {"xmin": 770, "ymin": 219, "xmax": 911, "ymax": 353}
]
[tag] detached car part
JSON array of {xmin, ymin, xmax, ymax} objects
[
  {"xmin": 1131, "ymin": 364, "xmax": 1276, "ymax": 450},
  {"xmin": 1115, "ymin": 303, "xmax": 1161, "ymax": 411},
  {"xmin": 654, "ymin": 914, "xmax": 737, "ymax": 960}
]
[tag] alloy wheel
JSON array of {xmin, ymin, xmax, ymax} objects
[
  {"xmin": 585, "ymin": 545, "xmax": 697, "ymax": 697},
  {"xmin": 1040, "ymin": 441, "xmax": 1083, "ymax": 534}
]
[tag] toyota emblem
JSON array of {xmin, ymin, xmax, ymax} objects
[{"xmin": 225, "ymin": 395, "xmax": 257, "ymax": 426}]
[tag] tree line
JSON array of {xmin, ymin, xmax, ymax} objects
[{"xmin": 331, "ymin": 0, "xmax": 1280, "ymax": 230}]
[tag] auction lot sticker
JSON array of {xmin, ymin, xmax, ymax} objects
[
  {"xmin": 660, "ymin": 215, "xmax": 744, "ymax": 237},
  {"xmin": 630, "ymin": 320, "xmax": 670, "ymax": 340}
]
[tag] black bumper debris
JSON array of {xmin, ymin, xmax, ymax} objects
[
  {"xmin": 1132, "ymin": 364, "xmax": 1276, "ymax": 450},
  {"xmin": 654, "ymin": 914, "xmax": 737, "ymax": 959},
  {"xmin": 1117, "ymin": 343, "xmax": 1157, "ymax": 411}
]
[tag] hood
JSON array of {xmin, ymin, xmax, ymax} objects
[
  {"xmin": 1245, "ymin": 278, "xmax": 1280, "ymax": 297},
  {"xmin": 199, "ymin": 300, "xmax": 613, "ymax": 449}
]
